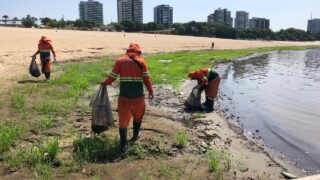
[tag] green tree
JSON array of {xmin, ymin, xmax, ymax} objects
[
  {"xmin": 22, "ymin": 15, "xmax": 37, "ymax": 28},
  {"xmin": 41, "ymin": 17, "xmax": 52, "ymax": 26},
  {"xmin": 2, "ymin": 15, "xmax": 9, "ymax": 24}
]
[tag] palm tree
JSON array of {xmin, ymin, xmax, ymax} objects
[{"xmin": 2, "ymin": 15, "xmax": 9, "ymax": 24}]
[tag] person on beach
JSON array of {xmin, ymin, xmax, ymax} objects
[
  {"xmin": 188, "ymin": 68, "xmax": 221, "ymax": 112},
  {"xmin": 32, "ymin": 36, "xmax": 57, "ymax": 80},
  {"xmin": 101, "ymin": 43, "xmax": 154, "ymax": 154}
]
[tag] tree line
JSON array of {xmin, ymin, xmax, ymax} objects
[
  {"xmin": 113, "ymin": 21, "xmax": 320, "ymax": 41},
  {"xmin": 4, "ymin": 14, "xmax": 319, "ymax": 41}
]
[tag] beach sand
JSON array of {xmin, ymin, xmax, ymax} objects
[{"xmin": 1, "ymin": 26, "xmax": 320, "ymax": 80}]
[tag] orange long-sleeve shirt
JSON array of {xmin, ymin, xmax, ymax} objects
[
  {"xmin": 35, "ymin": 40, "xmax": 56, "ymax": 58},
  {"xmin": 103, "ymin": 54, "xmax": 153, "ymax": 98},
  {"xmin": 188, "ymin": 68, "xmax": 219, "ymax": 86}
]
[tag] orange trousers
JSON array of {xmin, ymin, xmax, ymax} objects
[
  {"xmin": 118, "ymin": 96, "xmax": 146, "ymax": 128},
  {"xmin": 205, "ymin": 77, "xmax": 221, "ymax": 100},
  {"xmin": 40, "ymin": 58, "xmax": 51, "ymax": 73}
]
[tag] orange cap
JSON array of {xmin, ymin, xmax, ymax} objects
[{"xmin": 127, "ymin": 43, "xmax": 142, "ymax": 54}]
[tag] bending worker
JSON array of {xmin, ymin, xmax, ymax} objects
[
  {"xmin": 188, "ymin": 68, "xmax": 221, "ymax": 111},
  {"xmin": 101, "ymin": 43, "xmax": 154, "ymax": 154},
  {"xmin": 32, "ymin": 36, "xmax": 57, "ymax": 80}
]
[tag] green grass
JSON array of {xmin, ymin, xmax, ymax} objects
[
  {"xmin": 73, "ymin": 135, "xmax": 120, "ymax": 163},
  {"xmin": 11, "ymin": 91, "xmax": 25, "ymax": 110},
  {"xmin": 0, "ymin": 123, "xmax": 24, "ymax": 154},
  {"xmin": 159, "ymin": 162, "xmax": 182, "ymax": 180},
  {"xmin": 208, "ymin": 150, "xmax": 232, "ymax": 180},
  {"xmin": 175, "ymin": 133, "xmax": 189, "ymax": 149},
  {"xmin": 38, "ymin": 116, "xmax": 54, "ymax": 131},
  {"xmin": 145, "ymin": 46, "xmax": 320, "ymax": 87},
  {"xmin": 7, "ymin": 138, "xmax": 59, "ymax": 172},
  {"xmin": 33, "ymin": 163, "xmax": 53, "ymax": 180}
]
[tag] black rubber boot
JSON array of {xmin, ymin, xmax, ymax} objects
[
  {"xmin": 44, "ymin": 72, "xmax": 51, "ymax": 80},
  {"xmin": 202, "ymin": 96, "xmax": 210, "ymax": 107},
  {"xmin": 119, "ymin": 128, "xmax": 128, "ymax": 154},
  {"xmin": 131, "ymin": 121, "xmax": 141, "ymax": 142},
  {"xmin": 201, "ymin": 99, "xmax": 214, "ymax": 112}
]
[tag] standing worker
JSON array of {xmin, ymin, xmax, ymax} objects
[
  {"xmin": 188, "ymin": 68, "xmax": 221, "ymax": 111},
  {"xmin": 32, "ymin": 36, "xmax": 57, "ymax": 80},
  {"xmin": 101, "ymin": 43, "xmax": 154, "ymax": 154}
]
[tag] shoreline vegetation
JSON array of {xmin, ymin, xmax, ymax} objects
[
  {"xmin": 0, "ymin": 46, "xmax": 319, "ymax": 179},
  {"xmin": 1, "ymin": 15, "xmax": 320, "ymax": 41}
]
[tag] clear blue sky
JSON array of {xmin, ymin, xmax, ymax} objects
[{"xmin": 0, "ymin": 0, "xmax": 319, "ymax": 31}]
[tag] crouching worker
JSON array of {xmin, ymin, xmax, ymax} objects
[
  {"xmin": 188, "ymin": 68, "xmax": 221, "ymax": 112},
  {"xmin": 101, "ymin": 43, "xmax": 154, "ymax": 154},
  {"xmin": 32, "ymin": 36, "xmax": 57, "ymax": 80}
]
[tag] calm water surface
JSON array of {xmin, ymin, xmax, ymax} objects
[{"xmin": 216, "ymin": 49, "xmax": 320, "ymax": 172}]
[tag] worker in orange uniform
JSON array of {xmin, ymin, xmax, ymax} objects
[
  {"xmin": 188, "ymin": 68, "xmax": 221, "ymax": 112},
  {"xmin": 101, "ymin": 43, "xmax": 154, "ymax": 154},
  {"xmin": 32, "ymin": 36, "xmax": 57, "ymax": 80}
]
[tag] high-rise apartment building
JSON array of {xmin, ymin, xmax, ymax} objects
[
  {"xmin": 207, "ymin": 8, "xmax": 233, "ymax": 27},
  {"xmin": 117, "ymin": 0, "xmax": 143, "ymax": 23},
  {"xmin": 249, "ymin": 17, "xmax": 270, "ymax": 30},
  {"xmin": 79, "ymin": 0, "xmax": 104, "ymax": 24},
  {"xmin": 307, "ymin": 19, "xmax": 320, "ymax": 34},
  {"xmin": 154, "ymin": 4, "xmax": 173, "ymax": 25},
  {"xmin": 235, "ymin": 11, "xmax": 249, "ymax": 30}
]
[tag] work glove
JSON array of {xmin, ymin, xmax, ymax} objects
[
  {"xmin": 53, "ymin": 58, "xmax": 57, "ymax": 64},
  {"xmin": 149, "ymin": 92, "xmax": 154, "ymax": 100},
  {"xmin": 101, "ymin": 81, "xmax": 107, "ymax": 87}
]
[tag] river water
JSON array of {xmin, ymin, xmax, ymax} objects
[{"xmin": 216, "ymin": 49, "xmax": 320, "ymax": 173}]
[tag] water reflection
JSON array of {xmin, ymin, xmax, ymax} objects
[{"xmin": 217, "ymin": 49, "xmax": 320, "ymax": 173}]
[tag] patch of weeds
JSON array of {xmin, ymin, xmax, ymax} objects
[
  {"xmin": 6, "ymin": 139, "xmax": 59, "ymax": 179},
  {"xmin": 73, "ymin": 135, "xmax": 119, "ymax": 163},
  {"xmin": 12, "ymin": 139, "xmax": 60, "ymax": 167},
  {"xmin": 38, "ymin": 116, "xmax": 54, "ymax": 130},
  {"xmin": 191, "ymin": 113, "xmax": 206, "ymax": 119},
  {"xmin": 159, "ymin": 161, "xmax": 182, "ymax": 180},
  {"xmin": 33, "ymin": 163, "xmax": 53, "ymax": 180},
  {"xmin": 130, "ymin": 143, "xmax": 146, "ymax": 159},
  {"xmin": 11, "ymin": 91, "xmax": 25, "ymax": 110},
  {"xmin": 0, "ymin": 99, "xmax": 4, "ymax": 109},
  {"xmin": 147, "ymin": 136, "xmax": 170, "ymax": 156},
  {"xmin": 208, "ymin": 150, "xmax": 232, "ymax": 180},
  {"xmin": 139, "ymin": 170, "xmax": 153, "ymax": 180},
  {"xmin": 0, "ymin": 123, "xmax": 24, "ymax": 154},
  {"xmin": 35, "ymin": 100, "xmax": 74, "ymax": 115},
  {"xmin": 175, "ymin": 133, "xmax": 189, "ymax": 149}
]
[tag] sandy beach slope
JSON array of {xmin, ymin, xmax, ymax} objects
[{"xmin": 1, "ymin": 27, "xmax": 320, "ymax": 79}]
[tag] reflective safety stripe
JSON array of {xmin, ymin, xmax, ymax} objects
[
  {"xmin": 201, "ymin": 77, "xmax": 208, "ymax": 81},
  {"xmin": 120, "ymin": 77, "xmax": 143, "ymax": 82},
  {"xmin": 207, "ymin": 68, "xmax": 211, "ymax": 78},
  {"xmin": 142, "ymin": 71, "xmax": 150, "ymax": 76},
  {"xmin": 40, "ymin": 50, "xmax": 50, "ymax": 52},
  {"xmin": 109, "ymin": 72, "xmax": 118, "ymax": 78}
]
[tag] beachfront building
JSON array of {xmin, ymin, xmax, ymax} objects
[
  {"xmin": 207, "ymin": 8, "xmax": 233, "ymax": 27},
  {"xmin": 307, "ymin": 18, "xmax": 320, "ymax": 34},
  {"xmin": 235, "ymin": 11, "xmax": 249, "ymax": 30},
  {"xmin": 154, "ymin": 4, "xmax": 173, "ymax": 25},
  {"xmin": 249, "ymin": 17, "xmax": 270, "ymax": 30},
  {"xmin": 79, "ymin": 0, "xmax": 104, "ymax": 25},
  {"xmin": 117, "ymin": 0, "xmax": 143, "ymax": 23}
]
